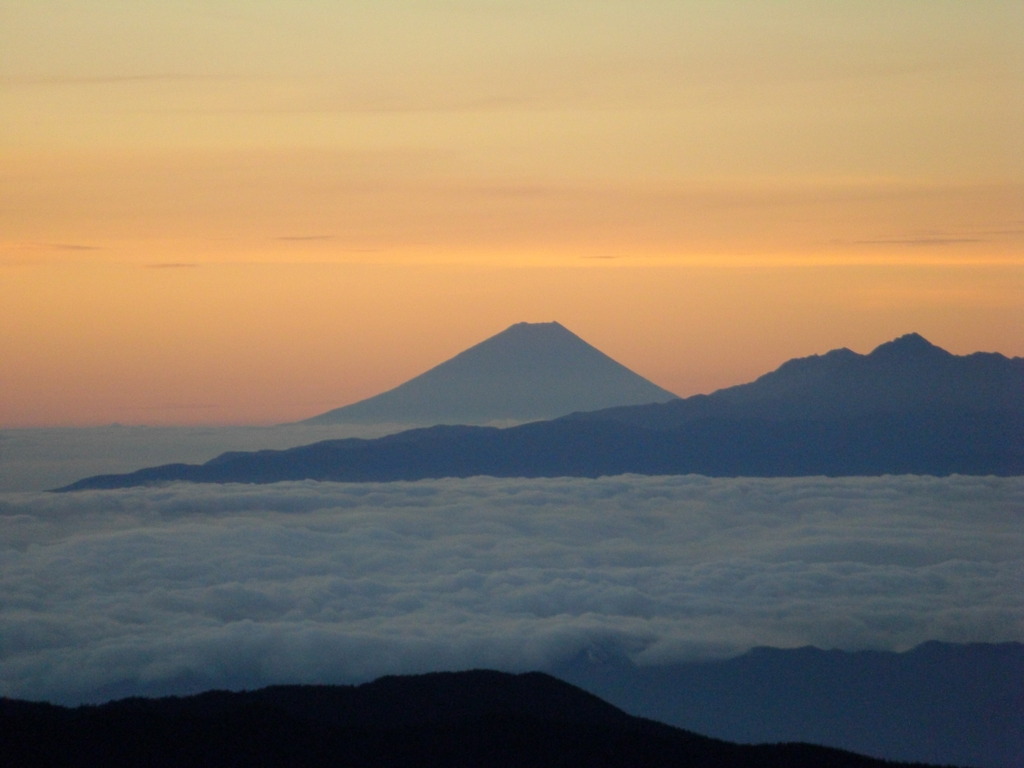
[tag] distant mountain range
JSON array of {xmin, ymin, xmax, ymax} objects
[
  {"xmin": 564, "ymin": 332, "xmax": 1023, "ymax": 426},
  {"xmin": 0, "ymin": 669, "xmax": 962, "ymax": 768},
  {"xmin": 300, "ymin": 321, "xmax": 677, "ymax": 426},
  {"xmin": 555, "ymin": 641, "xmax": 1023, "ymax": 768},
  {"xmin": 58, "ymin": 332, "xmax": 1023, "ymax": 490}
]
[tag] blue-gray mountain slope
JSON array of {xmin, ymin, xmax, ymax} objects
[
  {"xmin": 555, "ymin": 641, "xmax": 1023, "ymax": 768},
  {"xmin": 301, "ymin": 321, "xmax": 678, "ymax": 426},
  {"xmin": 58, "ymin": 333, "xmax": 1024, "ymax": 490},
  {"xmin": 564, "ymin": 332, "xmax": 1022, "ymax": 427}
]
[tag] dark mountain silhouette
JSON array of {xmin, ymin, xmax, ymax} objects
[
  {"xmin": 561, "ymin": 332, "xmax": 1023, "ymax": 428},
  {"xmin": 555, "ymin": 641, "xmax": 1023, "ymax": 768},
  {"xmin": 57, "ymin": 334, "xmax": 1023, "ymax": 490},
  {"xmin": 300, "ymin": 321, "xmax": 677, "ymax": 426},
  {"xmin": 0, "ymin": 669, "xmax": 952, "ymax": 768}
]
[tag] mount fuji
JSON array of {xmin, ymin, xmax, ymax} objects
[{"xmin": 300, "ymin": 321, "xmax": 677, "ymax": 426}]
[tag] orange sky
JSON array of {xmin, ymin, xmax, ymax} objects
[{"xmin": 2, "ymin": 1, "xmax": 1022, "ymax": 426}]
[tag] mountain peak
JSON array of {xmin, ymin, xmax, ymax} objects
[
  {"xmin": 509, "ymin": 320, "xmax": 564, "ymax": 329},
  {"xmin": 869, "ymin": 333, "xmax": 950, "ymax": 359},
  {"xmin": 492, "ymin": 320, "xmax": 576, "ymax": 343},
  {"xmin": 301, "ymin": 322, "xmax": 677, "ymax": 426}
]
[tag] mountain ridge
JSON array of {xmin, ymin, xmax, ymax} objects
[
  {"xmin": 563, "ymin": 332, "xmax": 1023, "ymax": 428},
  {"xmin": 57, "ymin": 333, "xmax": 1024, "ymax": 490},
  {"xmin": 555, "ymin": 640, "xmax": 1023, "ymax": 768}
]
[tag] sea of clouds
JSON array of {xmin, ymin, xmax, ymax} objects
[{"xmin": 2, "ymin": 473, "xmax": 1021, "ymax": 705}]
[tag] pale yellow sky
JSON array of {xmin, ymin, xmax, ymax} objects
[{"xmin": 2, "ymin": 1, "xmax": 1022, "ymax": 425}]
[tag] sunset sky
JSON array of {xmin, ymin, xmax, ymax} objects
[{"xmin": 3, "ymin": 1, "xmax": 1022, "ymax": 427}]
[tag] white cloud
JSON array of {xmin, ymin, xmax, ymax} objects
[{"xmin": 1, "ymin": 475, "xmax": 1021, "ymax": 703}]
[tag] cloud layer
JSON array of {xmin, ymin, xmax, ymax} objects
[{"xmin": 2, "ymin": 475, "xmax": 1021, "ymax": 704}]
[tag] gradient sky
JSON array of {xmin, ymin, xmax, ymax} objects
[{"xmin": 3, "ymin": 1, "xmax": 1022, "ymax": 426}]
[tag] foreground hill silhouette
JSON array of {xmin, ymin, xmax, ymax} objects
[
  {"xmin": 0, "ymin": 669, "xmax": 949, "ymax": 768},
  {"xmin": 58, "ymin": 333, "xmax": 1024, "ymax": 490},
  {"xmin": 301, "ymin": 321, "xmax": 678, "ymax": 425}
]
